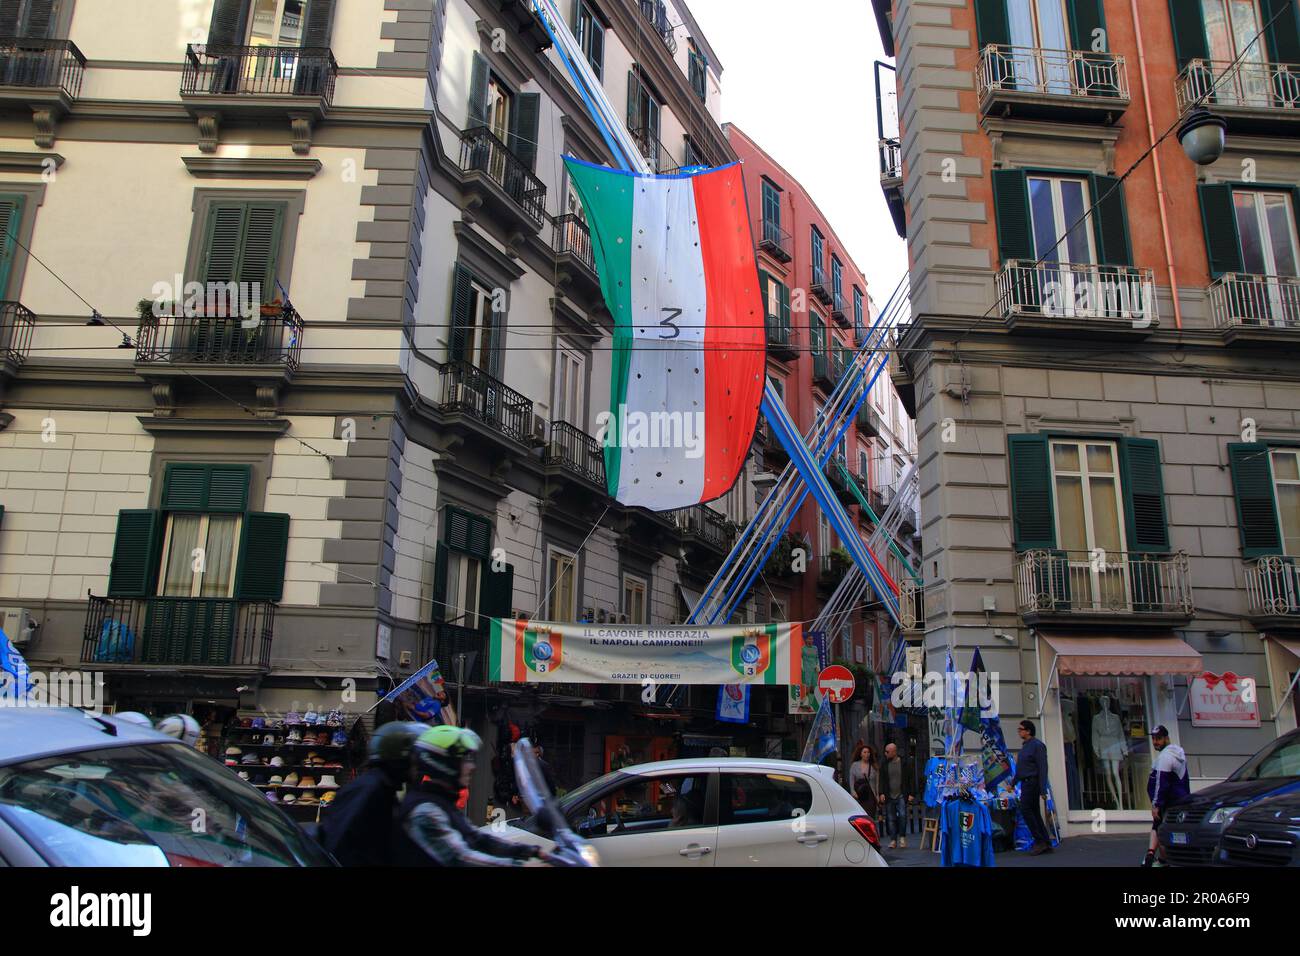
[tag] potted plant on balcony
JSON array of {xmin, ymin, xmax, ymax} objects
[
  {"xmin": 819, "ymin": 547, "xmax": 852, "ymax": 589},
  {"xmin": 763, "ymin": 531, "xmax": 809, "ymax": 580}
]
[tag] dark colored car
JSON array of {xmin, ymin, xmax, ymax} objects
[
  {"xmin": 0, "ymin": 708, "xmax": 334, "ymax": 866},
  {"xmin": 1158, "ymin": 728, "xmax": 1300, "ymax": 866},
  {"xmin": 1216, "ymin": 791, "xmax": 1300, "ymax": 867}
]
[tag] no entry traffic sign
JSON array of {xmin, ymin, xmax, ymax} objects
[{"xmin": 818, "ymin": 665, "xmax": 855, "ymax": 704}]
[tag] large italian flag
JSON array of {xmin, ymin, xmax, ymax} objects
[{"xmin": 564, "ymin": 158, "xmax": 766, "ymax": 510}]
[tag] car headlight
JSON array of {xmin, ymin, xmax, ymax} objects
[
  {"xmin": 1206, "ymin": 807, "xmax": 1240, "ymax": 825},
  {"xmin": 577, "ymin": 843, "xmax": 600, "ymax": 867}
]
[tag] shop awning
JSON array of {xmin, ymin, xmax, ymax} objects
[
  {"xmin": 1040, "ymin": 632, "xmax": 1202, "ymax": 676},
  {"xmin": 678, "ymin": 584, "xmax": 703, "ymax": 616},
  {"xmin": 1265, "ymin": 635, "xmax": 1300, "ymax": 660}
]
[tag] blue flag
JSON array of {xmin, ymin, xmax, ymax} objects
[
  {"xmin": 716, "ymin": 684, "xmax": 750, "ymax": 724},
  {"xmin": 801, "ymin": 690, "xmax": 837, "ymax": 764},
  {"xmin": 0, "ymin": 626, "xmax": 34, "ymax": 703}
]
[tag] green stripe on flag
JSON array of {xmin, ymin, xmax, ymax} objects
[
  {"xmin": 488, "ymin": 617, "xmax": 502, "ymax": 681},
  {"xmin": 765, "ymin": 622, "xmax": 779, "ymax": 685}
]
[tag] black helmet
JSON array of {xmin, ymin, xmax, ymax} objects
[
  {"xmin": 412, "ymin": 725, "xmax": 482, "ymax": 788},
  {"xmin": 367, "ymin": 721, "xmax": 427, "ymax": 768}
]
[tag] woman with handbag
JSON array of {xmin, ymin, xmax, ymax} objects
[{"xmin": 848, "ymin": 741, "xmax": 879, "ymax": 813}]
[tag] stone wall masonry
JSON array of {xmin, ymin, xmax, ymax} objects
[
  {"xmin": 390, "ymin": 434, "xmax": 439, "ymax": 624},
  {"xmin": 495, "ymin": 490, "xmax": 543, "ymax": 618},
  {"xmin": 269, "ymin": 416, "xmax": 349, "ymax": 608}
]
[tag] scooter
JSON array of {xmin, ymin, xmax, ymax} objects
[{"xmin": 512, "ymin": 738, "xmax": 598, "ymax": 867}]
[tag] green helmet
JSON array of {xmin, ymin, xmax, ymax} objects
[
  {"xmin": 412, "ymin": 725, "xmax": 482, "ymax": 786},
  {"xmin": 367, "ymin": 721, "xmax": 427, "ymax": 766}
]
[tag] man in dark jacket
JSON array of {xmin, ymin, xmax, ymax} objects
[
  {"xmin": 1014, "ymin": 719, "xmax": 1052, "ymax": 855},
  {"xmin": 877, "ymin": 742, "xmax": 914, "ymax": 849},
  {"xmin": 317, "ymin": 721, "xmax": 425, "ymax": 866}
]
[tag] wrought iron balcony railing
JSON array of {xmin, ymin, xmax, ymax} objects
[
  {"xmin": 439, "ymin": 360, "xmax": 534, "ymax": 444},
  {"xmin": 765, "ymin": 305, "xmax": 794, "ymax": 355},
  {"xmin": 552, "ymin": 213, "xmax": 595, "ymax": 272},
  {"xmin": 1244, "ymin": 556, "xmax": 1300, "ymax": 617},
  {"xmin": 1208, "ymin": 273, "xmax": 1300, "ymax": 332},
  {"xmin": 813, "ymin": 351, "xmax": 834, "ymax": 390},
  {"xmin": 181, "ymin": 44, "xmax": 337, "ymax": 102},
  {"xmin": 1015, "ymin": 550, "xmax": 1193, "ymax": 617},
  {"xmin": 82, "ymin": 595, "xmax": 274, "ymax": 669},
  {"xmin": 977, "ymin": 44, "xmax": 1129, "ymax": 103},
  {"xmin": 545, "ymin": 420, "xmax": 605, "ymax": 485},
  {"xmin": 996, "ymin": 260, "xmax": 1157, "ymax": 326},
  {"xmin": 0, "ymin": 300, "xmax": 35, "ymax": 368},
  {"xmin": 879, "ymin": 137, "xmax": 901, "ymax": 181},
  {"xmin": 670, "ymin": 504, "xmax": 732, "ymax": 551},
  {"xmin": 0, "ymin": 37, "xmax": 85, "ymax": 97},
  {"xmin": 759, "ymin": 219, "xmax": 792, "ymax": 261},
  {"xmin": 420, "ymin": 622, "xmax": 489, "ymax": 684},
  {"xmin": 900, "ymin": 579, "xmax": 923, "ymax": 631},
  {"xmin": 856, "ymin": 401, "xmax": 883, "ymax": 437},
  {"xmin": 810, "ymin": 267, "xmax": 832, "ymax": 304},
  {"xmin": 1176, "ymin": 58, "xmax": 1300, "ymax": 115},
  {"xmin": 638, "ymin": 0, "xmax": 678, "ymax": 56},
  {"xmin": 134, "ymin": 304, "xmax": 304, "ymax": 371},
  {"xmin": 459, "ymin": 125, "xmax": 547, "ymax": 226},
  {"xmin": 629, "ymin": 125, "xmax": 682, "ymax": 174}
]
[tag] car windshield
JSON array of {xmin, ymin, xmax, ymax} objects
[
  {"xmin": 1230, "ymin": 734, "xmax": 1300, "ymax": 782},
  {"xmin": 0, "ymin": 743, "xmax": 333, "ymax": 867}
]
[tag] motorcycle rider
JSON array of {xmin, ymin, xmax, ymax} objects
[
  {"xmin": 393, "ymin": 724, "xmax": 548, "ymax": 866},
  {"xmin": 317, "ymin": 720, "xmax": 425, "ymax": 866}
]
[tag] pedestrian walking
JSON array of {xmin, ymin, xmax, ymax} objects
[
  {"xmin": 877, "ymin": 742, "xmax": 913, "ymax": 848},
  {"xmin": 849, "ymin": 741, "xmax": 879, "ymax": 813},
  {"xmin": 1144, "ymin": 725, "xmax": 1190, "ymax": 867},
  {"xmin": 1014, "ymin": 719, "xmax": 1052, "ymax": 856}
]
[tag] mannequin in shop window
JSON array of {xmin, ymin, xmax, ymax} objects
[
  {"xmin": 1092, "ymin": 695, "xmax": 1125, "ymax": 809},
  {"xmin": 1061, "ymin": 695, "xmax": 1081, "ymax": 810}
]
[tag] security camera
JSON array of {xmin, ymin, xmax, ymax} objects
[
  {"xmin": 235, "ymin": 685, "xmax": 250, "ymax": 694},
  {"xmin": 994, "ymin": 631, "xmax": 1016, "ymax": 643}
]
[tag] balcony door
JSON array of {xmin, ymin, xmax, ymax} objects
[
  {"xmin": 1272, "ymin": 449, "xmax": 1300, "ymax": 556},
  {"xmin": 1234, "ymin": 189, "xmax": 1300, "ymax": 327},
  {"xmin": 553, "ymin": 341, "xmax": 585, "ymax": 428},
  {"xmin": 627, "ymin": 70, "xmax": 661, "ymax": 168},
  {"xmin": 1007, "ymin": 0, "xmax": 1071, "ymax": 93},
  {"xmin": 1201, "ymin": 0, "xmax": 1271, "ymax": 106},
  {"xmin": 1050, "ymin": 439, "xmax": 1129, "ymax": 610},
  {"xmin": 158, "ymin": 514, "xmax": 241, "ymax": 599},
  {"xmin": 547, "ymin": 548, "xmax": 578, "ymax": 622},
  {"xmin": 248, "ymin": 0, "xmax": 306, "ymax": 46},
  {"xmin": 1028, "ymin": 175, "xmax": 1097, "ymax": 317}
]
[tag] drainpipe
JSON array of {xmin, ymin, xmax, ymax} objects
[{"xmin": 1130, "ymin": 0, "xmax": 1184, "ymax": 329}]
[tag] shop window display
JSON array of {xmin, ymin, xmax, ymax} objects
[{"xmin": 1061, "ymin": 675, "xmax": 1153, "ymax": 812}]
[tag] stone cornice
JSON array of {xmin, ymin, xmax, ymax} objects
[{"xmin": 182, "ymin": 156, "xmax": 322, "ymax": 180}]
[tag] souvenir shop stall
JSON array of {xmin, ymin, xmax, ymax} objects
[{"xmin": 221, "ymin": 708, "xmax": 366, "ymax": 824}]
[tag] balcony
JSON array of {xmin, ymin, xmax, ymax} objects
[
  {"xmin": 856, "ymin": 401, "xmax": 883, "ymax": 438},
  {"xmin": 1208, "ymin": 273, "xmax": 1300, "ymax": 345},
  {"xmin": 420, "ymin": 622, "xmax": 488, "ymax": 684},
  {"xmin": 180, "ymin": 44, "xmax": 337, "ymax": 153},
  {"xmin": 544, "ymin": 420, "xmax": 606, "ymax": 488},
  {"xmin": 818, "ymin": 548, "xmax": 852, "ymax": 592},
  {"xmin": 437, "ymin": 360, "xmax": 535, "ymax": 447},
  {"xmin": 995, "ymin": 260, "xmax": 1157, "ymax": 336},
  {"xmin": 494, "ymin": 0, "xmax": 553, "ymax": 52},
  {"xmin": 765, "ymin": 307, "xmax": 798, "ymax": 362},
  {"xmin": 0, "ymin": 38, "xmax": 85, "ymax": 147},
  {"xmin": 0, "ymin": 301, "xmax": 35, "ymax": 382},
  {"xmin": 459, "ymin": 126, "xmax": 547, "ymax": 231},
  {"xmin": 810, "ymin": 269, "xmax": 833, "ymax": 305},
  {"xmin": 630, "ymin": 126, "xmax": 682, "ymax": 175},
  {"xmin": 1244, "ymin": 556, "xmax": 1300, "ymax": 629},
  {"xmin": 831, "ymin": 291, "xmax": 849, "ymax": 327},
  {"xmin": 671, "ymin": 504, "xmax": 734, "ymax": 554},
  {"xmin": 813, "ymin": 351, "xmax": 835, "ymax": 392},
  {"xmin": 899, "ymin": 579, "xmax": 923, "ymax": 634},
  {"xmin": 638, "ymin": 0, "xmax": 678, "ymax": 56},
  {"xmin": 879, "ymin": 137, "xmax": 906, "ymax": 239},
  {"xmin": 551, "ymin": 213, "xmax": 601, "ymax": 304},
  {"xmin": 977, "ymin": 44, "xmax": 1129, "ymax": 124},
  {"xmin": 759, "ymin": 220, "xmax": 793, "ymax": 263},
  {"xmin": 827, "ymin": 455, "xmax": 858, "ymax": 508},
  {"xmin": 1015, "ymin": 550, "xmax": 1193, "ymax": 626},
  {"xmin": 1176, "ymin": 59, "xmax": 1300, "ymax": 134},
  {"xmin": 755, "ymin": 416, "xmax": 788, "ymax": 470},
  {"xmin": 82, "ymin": 595, "xmax": 273, "ymax": 672}
]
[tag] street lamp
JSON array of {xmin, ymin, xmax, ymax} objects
[{"xmin": 1177, "ymin": 107, "xmax": 1228, "ymax": 165}]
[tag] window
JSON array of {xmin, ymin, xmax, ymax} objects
[
  {"xmin": 574, "ymin": 0, "xmax": 605, "ymax": 80},
  {"xmin": 467, "ymin": 53, "xmax": 540, "ymax": 171},
  {"xmin": 853, "ymin": 287, "xmax": 865, "ymax": 340},
  {"xmin": 1061, "ymin": 676, "xmax": 1156, "ymax": 811},
  {"xmin": 247, "ymin": 0, "xmax": 306, "ymax": 45},
  {"xmin": 1050, "ymin": 439, "xmax": 1128, "ymax": 606},
  {"xmin": 569, "ymin": 773, "xmax": 709, "ymax": 838},
  {"xmin": 1029, "ymin": 175, "xmax": 1095, "ymax": 266},
  {"xmin": 627, "ymin": 70, "xmax": 662, "ymax": 167},
  {"xmin": 761, "ymin": 180, "xmax": 781, "ymax": 240},
  {"xmin": 1200, "ymin": 183, "xmax": 1300, "ymax": 326},
  {"xmin": 1235, "ymin": 190, "xmax": 1300, "ymax": 280},
  {"xmin": 858, "ymin": 445, "xmax": 870, "ymax": 480},
  {"xmin": 196, "ymin": 201, "xmax": 288, "ymax": 306},
  {"xmin": 1006, "ymin": 0, "xmax": 1071, "ymax": 92},
  {"xmin": 719, "ymin": 772, "xmax": 812, "ymax": 826},
  {"xmin": 688, "ymin": 39, "xmax": 708, "ymax": 102},
  {"xmin": 761, "ymin": 271, "xmax": 791, "ymax": 336},
  {"xmin": 445, "ymin": 552, "xmax": 482, "ymax": 630},
  {"xmin": 1200, "ymin": 0, "xmax": 1271, "ymax": 105},
  {"xmin": 831, "ymin": 255, "xmax": 843, "ymax": 306},
  {"xmin": 811, "ymin": 227, "xmax": 825, "ymax": 286},
  {"xmin": 810, "ymin": 314, "xmax": 827, "ymax": 367},
  {"xmin": 553, "ymin": 342, "xmax": 586, "ymax": 427},
  {"xmin": 622, "ymin": 573, "xmax": 647, "ymax": 625},
  {"xmin": 547, "ymin": 547, "xmax": 578, "ymax": 621},
  {"xmin": 818, "ymin": 512, "xmax": 831, "ymax": 561},
  {"xmin": 1270, "ymin": 448, "xmax": 1300, "ymax": 555},
  {"xmin": 434, "ymin": 506, "xmax": 510, "ymax": 631},
  {"xmin": 158, "ymin": 514, "xmax": 242, "ymax": 599},
  {"xmin": 0, "ymin": 193, "xmax": 28, "ymax": 299},
  {"xmin": 447, "ymin": 264, "xmax": 500, "ymax": 373},
  {"xmin": 0, "ymin": 0, "xmax": 64, "ymax": 39}
]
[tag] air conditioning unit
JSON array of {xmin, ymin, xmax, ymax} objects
[
  {"xmin": 1, "ymin": 608, "xmax": 35, "ymax": 649},
  {"xmin": 530, "ymin": 414, "xmax": 548, "ymax": 448}
]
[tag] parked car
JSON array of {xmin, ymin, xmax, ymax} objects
[
  {"xmin": 0, "ymin": 708, "xmax": 334, "ymax": 866},
  {"xmin": 489, "ymin": 757, "xmax": 886, "ymax": 867},
  {"xmin": 1215, "ymin": 791, "xmax": 1300, "ymax": 867},
  {"xmin": 1158, "ymin": 728, "xmax": 1300, "ymax": 866}
]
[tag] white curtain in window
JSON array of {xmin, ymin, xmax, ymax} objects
[
  {"xmin": 161, "ymin": 516, "xmax": 202, "ymax": 597},
  {"xmin": 202, "ymin": 516, "xmax": 240, "ymax": 598}
]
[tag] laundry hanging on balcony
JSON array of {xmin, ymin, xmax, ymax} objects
[{"xmin": 563, "ymin": 157, "xmax": 765, "ymax": 510}]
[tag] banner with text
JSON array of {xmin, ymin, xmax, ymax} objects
[{"xmin": 488, "ymin": 619, "xmax": 802, "ymax": 685}]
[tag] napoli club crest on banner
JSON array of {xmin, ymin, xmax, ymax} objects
[
  {"xmin": 524, "ymin": 628, "xmax": 563, "ymax": 674},
  {"xmin": 730, "ymin": 630, "xmax": 771, "ymax": 679}
]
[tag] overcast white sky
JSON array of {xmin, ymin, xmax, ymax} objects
[{"xmin": 687, "ymin": 0, "xmax": 909, "ymax": 308}]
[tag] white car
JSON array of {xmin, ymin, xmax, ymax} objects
[{"xmin": 493, "ymin": 757, "xmax": 886, "ymax": 867}]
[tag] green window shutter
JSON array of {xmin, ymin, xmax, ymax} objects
[
  {"xmin": 1228, "ymin": 443, "xmax": 1283, "ymax": 557},
  {"xmin": 448, "ymin": 263, "xmax": 473, "ymax": 362},
  {"xmin": 0, "ymin": 2, "xmax": 19, "ymax": 35},
  {"xmin": 1089, "ymin": 174, "xmax": 1133, "ymax": 266},
  {"xmin": 758, "ymin": 270, "xmax": 771, "ymax": 316},
  {"xmin": 973, "ymin": 0, "xmax": 1011, "ymax": 48},
  {"xmin": 443, "ymin": 506, "xmax": 491, "ymax": 558},
  {"xmin": 468, "ymin": 52, "xmax": 489, "ymax": 127},
  {"xmin": 207, "ymin": 465, "xmax": 251, "ymax": 513},
  {"xmin": 626, "ymin": 69, "xmax": 639, "ymax": 129},
  {"xmin": 779, "ymin": 280, "xmax": 791, "ymax": 326},
  {"xmin": 300, "ymin": 0, "xmax": 336, "ymax": 47},
  {"xmin": 1167, "ymin": 0, "xmax": 1209, "ymax": 69},
  {"xmin": 762, "ymin": 180, "xmax": 780, "ymax": 228},
  {"xmin": 240, "ymin": 203, "xmax": 284, "ymax": 304},
  {"xmin": 207, "ymin": 0, "xmax": 251, "ymax": 46},
  {"xmin": 589, "ymin": 16, "xmax": 605, "ymax": 81},
  {"xmin": 432, "ymin": 543, "xmax": 449, "ymax": 621},
  {"xmin": 1067, "ymin": 0, "xmax": 1107, "ymax": 51},
  {"xmin": 160, "ymin": 463, "xmax": 250, "ymax": 513},
  {"xmin": 0, "ymin": 195, "xmax": 26, "ymax": 299},
  {"xmin": 1118, "ymin": 438, "xmax": 1170, "ymax": 553},
  {"xmin": 1008, "ymin": 435, "xmax": 1056, "ymax": 551},
  {"xmin": 1198, "ymin": 184, "xmax": 1244, "ymax": 278},
  {"xmin": 108, "ymin": 510, "xmax": 164, "ymax": 598},
  {"xmin": 479, "ymin": 561, "xmax": 515, "ymax": 624},
  {"xmin": 992, "ymin": 169, "xmax": 1033, "ymax": 264},
  {"xmin": 1262, "ymin": 0, "xmax": 1300, "ymax": 65},
  {"xmin": 509, "ymin": 92, "xmax": 541, "ymax": 171},
  {"xmin": 467, "ymin": 514, "xmax": 492, "ymax": 559},
  {"xmin": 19, "ymin": 0, "xmax": 57, "ymax": 38},
  {"xmin": 198, "ymin": 203, "xmax": 247, "ymax": 287},
  {"xmin": 234, "ymin": 512, "xmax": 290, "ymax": 601}
]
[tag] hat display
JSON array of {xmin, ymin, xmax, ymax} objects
[
  {"xmin": 241, "ymin": 753, "xmax": 261, "ymax": 766},
  {"xmin": 240, "ymin": 718, "xmax": 252, "ymax": 728},
  {"xmin": 304, "ymin": 710, "xmax": 319, "ymax": 725},
  {"xmin": 282, "ymin": 772, "xmax": 300, "ymax": 787},
  {"xmin": 269, "ymin": 774, "xmax": 284, "ymax": 786},
  {"xmin": 266, "ymin": 791, "xmax": 280, "ymax": 803},
  {"xmin": 304, "ymin": 751, "xmax": 321, "ymax": 766},
  {"xmin": 316, "ymin": 775, "xmax": 338, "ymax": 790},
  {"xmin": 298, "ymin": 792, "xmax": 318, "ymax": 806},
  {"xmin": 262, "ymin": 734, "xmax": 277, "ymax": 747},
  {"xmin": 299, "ymin": 775, "xmax": 317, "ymax": 789},
  {"xmin": 225, "ymin": 746, "xmax": 242, "ymax": 756},
  {"xmin": 320, "ymin": 791, "xmax": 336, "ymax": 806},
  {"xmin": 326, "ymin": 709, "xmax": 344, "ymax": 727},
  {"xmin": 251, "ymin": 717, "xmax": 266, "ymax": 729},
  {"xmin": 331, "ymin": 731, "xmax": 347, "ymax": 747},
  {"xmin": 284, "ymin": 711, "xmax": 302, "ymax": 725},
  {"xmin": 285, "ymin": 729, "xmax": 302, "ymax": 744},
  {"xmin": 281, "ymin": 792, "xmax": 296, "ymax": 804},
  {"xmin": 237, "ymin": 771, "xmax": 250, "ymax": 781}
]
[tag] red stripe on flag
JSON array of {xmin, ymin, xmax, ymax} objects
[
  {"xmin": 692, "ymin": 167, "xmax": 766, "ymax": 503},
  {"xmin": 513, "ymin": 618, "xmax": 529, "ymax": 682}
]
